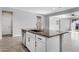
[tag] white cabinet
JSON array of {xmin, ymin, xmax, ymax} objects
[
  {"xmin": 22, "ymin": 30, "xmax": 26, "ymax": 46},
  {"xmin": 60, "ymin": 19, "xmax": 70, "ymax": 32},
  {"xmin": 26, "ymin": 32, "xmax": 46, "ymax": 52},
  {"xmin": 47, "ymin": 36, "xmax": 60, "ymax": 52},
  {"xmin": 29, "ymin": 37, "xmax": 35, "ymax": 52},
  {"xmin": 26, "ymin": 32, "xmax": 35, "ymax": 52},
  {"xmin": 36, "ymin": 35, "xmax": 46, "ymax": 52},
  {"xmin": 26, "ymin": 34, "xmax": 31, "ymax": 51},
  {"xmin": 49, "ymin": 16, "xmax": 60, "ymax": 32},
  {"xmin": 25, "ymin": 32, "xmax": 60, "ymax": 52}
]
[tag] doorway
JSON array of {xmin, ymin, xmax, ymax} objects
[{"xmin": 2, "ymin": 11, "xmax": 13, "ymax": 37}]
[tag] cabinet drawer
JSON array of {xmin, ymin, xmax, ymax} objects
[
  {"xmin": 36, "ymin": 35, "xmax": 46, "ymax": 43},
  {"xmin": 26, "ymin": 32, "xmax": 35, "ymax": 38}
]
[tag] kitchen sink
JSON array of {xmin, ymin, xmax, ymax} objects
[{"xmin": 30, "ymin": 29, "xmax": 42, "ymax": 32}]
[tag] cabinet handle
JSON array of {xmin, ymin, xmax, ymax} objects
[
  {"xmin": 35, "ymin": 41, "xmax": 37, "ymax": 47},
  {"xmin": 35, "ymin": 43, "xmax": 37, "ymax": 47},
  {"xmin": 28, "ymin": 37, "xmax": 30, "ymax": 42},
  {"xmin": 38, "ymin": 38, "xmax": 42, "ymax": 40}
]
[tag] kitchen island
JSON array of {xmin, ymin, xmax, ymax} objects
[{"xmin": 22, "ymin": 29, "xmax": 69, "ymax": 52}]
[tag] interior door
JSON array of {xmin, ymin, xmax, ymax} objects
[{"xmin": 2, "ymin": 11, "xmax": 13, "ymax": 36}]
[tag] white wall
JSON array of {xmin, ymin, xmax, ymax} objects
[
  {"xmin": 13, "ymin": 9, "xmax": 41, "ymax": 37},
  {"xmin": 0, "ymin": 7, "xmax": 45, "ymax": 38},
  {"xmin": 0, "ymin": 9, "xmax": 2, "ymax": 39}
]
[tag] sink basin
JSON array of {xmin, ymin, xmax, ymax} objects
[{"xmin": 30, "ymin": 30, "xmax": 42, "ymax": 32}]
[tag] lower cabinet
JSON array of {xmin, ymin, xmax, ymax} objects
[
  {"xmin": 25, "ymin": 32, "xmax": 60, "ymax": 52},
  {"xmin": 29, "ymin": 37, "xmax": 35, "ymax": 52},
  {"xmin": 22, "ymin": 30, "xmax": 26, "ymax": 46},
  {"xmin": 26, "ymin": 32, "xmax": 35, "ymax": 52},
  {"xmin": 35, "ymin": 35, "xmax": 46, "ymax": 52},
  {"xmin": 47, "ymin": 36, "xmax": 60, "ymax": 52}
]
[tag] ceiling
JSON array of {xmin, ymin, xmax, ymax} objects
[{"xmin": 12, "ymin": 7, "xmax": 74, "ymax": 15}]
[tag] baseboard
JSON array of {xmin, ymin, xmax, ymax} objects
[
  {"xmin": 0, "ymin": 36, "xmax": 2, "ymax": 40},
  {"xmin": 2, "ymin": 34, "xmax": 12, "ymax": 37}
]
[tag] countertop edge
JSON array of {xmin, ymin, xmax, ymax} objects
[{"xmin": 22, "ymin": 29, "xmax": 69, "ymax": 38}]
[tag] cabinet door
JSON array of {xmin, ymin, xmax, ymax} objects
[
  {"xmin": 26, "ymin": 34, "xmax": 31, "ymax": 51},
  {"xmin": 26, "ymin": 32, "xmax": 35, "ymax": 52},
  {"xmin": 60, "ymin": 19, "xmax": 70, "ymax": 32},
  {"xmin": 22, "ymin": 32, "xmax": 26, "ymax": 46},
  {"xmin": 29, "ymin": 37, "xmax": 35, "ymax": 52},
  {"xmin": 36, "ymin": 35, "xmax": 46, "ymax": 52},
  {"xmin": 36, "ymin": 41, "xmax": 46, "ymax": 52}
]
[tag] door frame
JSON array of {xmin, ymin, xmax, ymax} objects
[{"xmin": 2, "ymin": 10, "xmax": 13, "ymax": 37}]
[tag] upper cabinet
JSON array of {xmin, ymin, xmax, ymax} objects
[
  {"xmin": 45, "ymin": 13, "xmax": 74, "ymax": 33},
  {"xmin": 49, "ymin": 16, "xmax": 60, "ymax": 32},
  {"xmin": 49, "ymin": 14, "xmax": 71, "ymax": 33},
  {"xmin": 59, "ymin": 14, "xmax": 71, "ymax": 18}
]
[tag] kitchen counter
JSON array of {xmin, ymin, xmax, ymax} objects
[
  {"xmin": 28, "ymin": 30, "xmax": 69, "ymax": 38},
  {"xmin": 22, "ymin": 29, "xmax": 70, "ymax": 52},
  {"xmin": 22, "ymin": 29, "xmax": 69, "ymax": 38}
]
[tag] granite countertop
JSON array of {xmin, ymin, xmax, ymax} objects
[
  {"xmin": 22, "ymin": 29, "xmax": 69, "ymax": 38},
  {"xmin": 28, "ymin": 30, "xmax": 69, "ymax": 38}
]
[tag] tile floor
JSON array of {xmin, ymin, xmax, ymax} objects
[
  {"xmin": 62, "ymin": 32, "xmax": 79, "ymax": 52},
  {"xmin": 0, "ymin": 36, "xmax": 29, "ymax": 52}
]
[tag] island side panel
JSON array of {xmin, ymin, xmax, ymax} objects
[{"xmin": 47, "ymin": 35, "xmax": 60, "ymax": 52}]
